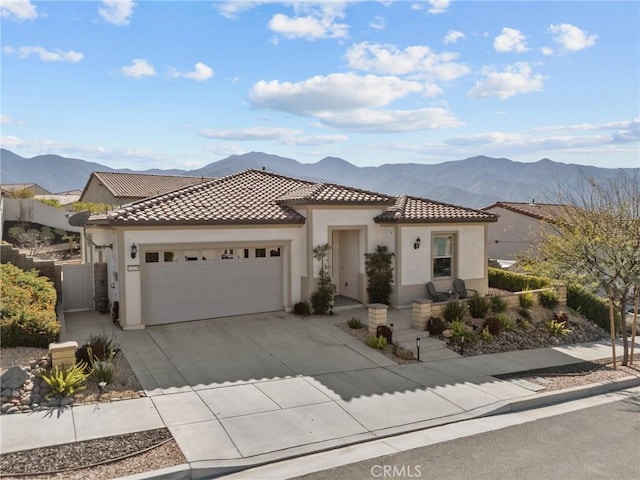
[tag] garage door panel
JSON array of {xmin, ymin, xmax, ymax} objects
[{"xmin": 143, "ymin": 251, "xmax": 283, "ymax": 325}]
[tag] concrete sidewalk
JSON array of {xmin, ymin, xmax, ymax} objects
[{"xmin": 1, "ymin": 310, "xmax": 639, "ymax": 480}]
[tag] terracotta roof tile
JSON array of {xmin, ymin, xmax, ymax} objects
[
  {"xmin": 92, "ymin": 172, "xmax": 211, "ymax": 199},
  {"xmin": 481, "ymin": 202, "xmax": 568, "ymax": 221},
  {"xmin": 276, "ymin": 182, "xmax": 395, "ymax": 205},
  {"xmin": 376, "ymin": 196, "xmax": 498, "ymax": 223}
]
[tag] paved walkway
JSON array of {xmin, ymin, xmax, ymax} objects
[{"xmin": 1, "ymin": 308, "xmax": 639, "ymax": 480}]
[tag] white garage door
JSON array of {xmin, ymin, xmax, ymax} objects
[{"xmin": 142, "ymin": 246, "xmax": 283, "ymax": 325}]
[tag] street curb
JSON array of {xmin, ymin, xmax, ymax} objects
[{"xmin": 119, "ymin": 374, "xmax": 640, "ymax": 480}]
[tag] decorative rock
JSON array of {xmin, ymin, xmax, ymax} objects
[
  {"xmin": 5, "ymin": 406, "xmax": 18, "ymax": 414},
  {"xmin": 11, "ymin": 389, "xmax": 21, "ymax": 398},
  {"xmin": 60, "ymin": 397, "xmax": 74, "ymax": 406},
  {"xmin": 1, "ymin": 388, "xmax": 11, "ymax": 397},
  {"xmin": 20, "ymin": 396, "xmax": 31, "ymax": 406},
  {"xmin": 1, "ymin": 367, "xmax": 29, "ymax": 390}
]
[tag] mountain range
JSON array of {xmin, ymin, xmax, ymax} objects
[{"xmin": 1, "ymin": 148, "xmax": 636, "ymax": 208}]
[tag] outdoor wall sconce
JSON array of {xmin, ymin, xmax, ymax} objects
[
  {"xmin": 130, "ymin": 243, "xmax": 138, "ymax": 259},
  {"xmin": 414, "ymin": 237, "xmax": 421, "ymax": 249}
]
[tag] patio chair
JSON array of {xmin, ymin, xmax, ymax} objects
[
  {"xmin": 426, "ymin": 282, "xmax": 448, "ymax": 302},
  {"xmin": 453, "ymin": 278, "xmax": 477, "ymax": 300}
]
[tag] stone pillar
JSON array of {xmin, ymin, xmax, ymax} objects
[
  {"xmin": 412, "ymin": 298, "xmax": 432, "ymax": 330},
  {"xmin": 368, "ymin": 303, "xmax": 388, "ymax": 336},
  {"xmin": 49, "ymin": 341, "xmax": 78, "ymax": 369},
  {"xmin": 554, "ymin": 284, "xmax": 567, "ymax": 305}
]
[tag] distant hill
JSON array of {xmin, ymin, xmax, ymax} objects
[{"xmin": 2, "ymin": 148, "xmax": 636, "ymax": 208}]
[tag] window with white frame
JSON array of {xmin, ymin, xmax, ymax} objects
[{"xmin": 432, "ymin": 234, "xmax": 454, "ymax": 278}]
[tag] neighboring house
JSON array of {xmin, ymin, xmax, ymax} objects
[
  {"xmin": 35, "ymin": 189, "xmax": 83, "ymax": 208},
  {"xmin": 79, "ymin": 171, "xmax": 212, "ymax": 206},
  {"xmin": 0, "ymin": 183, "xmax": 52, "ymax": 197},
  {"xmin": 481, "ymin": 201, "xmax": 567, "ymax": 261},
  {"xmin": 84, "ymin": 169, "xmax": 497, "ymax": 329}
]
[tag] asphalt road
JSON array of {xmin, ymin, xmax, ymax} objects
[{"xmin": 293, "ymin": 393, "xmax": 640, "ymax": 480}]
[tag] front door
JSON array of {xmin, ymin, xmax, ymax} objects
[{"xmin": 332, "ymin": 230, "xmax": 360, "ymax": 300}]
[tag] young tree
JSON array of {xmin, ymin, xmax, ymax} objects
[
  {"xmin": 311, "ymin": 243, "xmax": 336, "ymax": 315},
  {"xmin": 524, "ymin": 171, "xmax": 640, "ymax": 366},
  {"xmin": 365, "ymin": 245, "xmax": 394, "ymax": 304}
]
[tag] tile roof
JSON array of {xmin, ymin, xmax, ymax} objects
[
  {"xmin": 481, "ymin": 202, "xmax": 567, "ymax": 221},
  {"xmin": 92, "ymin": 169, "xmax": 496, "ymax": 226},
  {"xmin": 376, "ymin": 196, "xmax": 498, "ymax": 223},
  {"xmin": 91, "ymin": 172, "xmax": 211, "ymax": 199},
  {"xmin": 276, "ymin": 182, "xmax": 395, "ymax": 205}
]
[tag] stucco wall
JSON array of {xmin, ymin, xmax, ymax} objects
[
  {"xmin": 485, "ymin": 206, "xmax": 544, "ymax": 260},
  {"xmin": 1, "ymin": 198, "xmax": 81, "ymax": 233}
]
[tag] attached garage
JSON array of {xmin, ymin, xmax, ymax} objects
[{"xmin": 142, "ymin": 246, "xmax": 284, "ymax": 325}]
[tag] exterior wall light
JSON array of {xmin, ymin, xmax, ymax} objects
[
  {"xmin": 414, "ymin": 237, "xmax": 421, "ymax": 249},
  {"xmin": 131, "ymin": 243, "xmax": 138, "ymax": 259}
]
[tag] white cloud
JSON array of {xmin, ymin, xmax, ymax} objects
[
  {"xmin": 0, "ymin": 0, "xmax": 36, "ymax": 21},
  {"xmin": 215, "ymin": 1, "xmax": 269, "ymax": 20},
  {"xmin": 443, "ymin": 30, "xmax": 465, "ymax": 45},
  {"xmin": 494, "ymin": 27, "xmax": 529, "ymax": 53},
  {"xmin": 345, "ymin": 42, "xmax": 470, "ymax": 81},
  {"xmin": 3, "ymin": 45, "xmax": 83, "ymax": 62},
  {"xmin": 548, "ymin": 23, "xmax": 597, "ymax": 53},
  {"xmin": 120, "ymin": 59, "xmax": 155, "ymax": 78},
  {"xmin": 468, "ymin": 62, "xmax": 545, "ymax": 100},
  {"xmin": 370, "ymin": 15, "xmax": 386, "ymax": 30},
  {"xmin": 0, "ymin": 135, "xmax": 27, "ymax": 147},
  {"xmin": 99, "ymin": 0, "xmax": 136, "ymax": 26},
  {"xmin": 427, "ymin": 0, "xmax": 451, "ymax": 15},
  {"xmin": 315, "ymin": 107, "xmax": 463, "ymax": 132},
  {"xmin": 268, "ymin": 2, "xmax": 348, "ymax": 40},
  {"xmin": 1, "ymin": 114, "xmax": 26, "ymax": 125},
  {"xmin": 541, "ymin": 47, "xmax": 554, "ymax": 56},
  {"xmin": 198, "ymin": 126, "xmax": 347, "ymax": 146},
  {"xmin": 249, "ymin": 72, "xmax": 423, "ymax": 115},
  {"xmin": 170, "ymin": 62, "xmax": 214, "ymax": 81}
]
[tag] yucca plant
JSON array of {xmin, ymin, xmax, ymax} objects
[
  {"xmin": 367, "ymin": 335, "xmax": 388, "ymax": 349},
  {"xmin": 442, "ymin": 300, "xmax": 467, "ymax": 323},
  {"xmin": 39, "ymin": 362, "xmax": 89, "ymax": 398},
  {"xmin": 546, "ymin": 319, "xmax": 571, "ymax": 337}
]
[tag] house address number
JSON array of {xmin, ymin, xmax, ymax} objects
[{"xmin": 127, "ymin": 265, "xmax": 140, "ymax": 272}]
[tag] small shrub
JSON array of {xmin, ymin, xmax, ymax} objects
[
  {"xmin": 293, "ymin": 301, "xmax": 311, "ymax": 316},
  {"xmin": 554, "ymin": 311, "xmax": 569, "ymax": 323},
  {"xmin": 518, "ymin": 307, "xmax": 532, "ymax": 319},
  {"xmin": 311, "ymin": 290, "xmax": 333, "ymax": 315},
  {"xmin": 450, "ymin": 320, "xmax": 477, "ymax": 344},
  {"xmin": 468, "ymin": 293, "xmax": 490, "ymax": 318},
  {"xmin": 442, "ymin": 301, "xmax": 467, "ymax": 323},
  {"xmin": 76, "ymin": 332, "xmax": 118, "ymax": 369},
  {"xmin": 368, "ymin": 335, "xmax": 388, "ymax": 349},
  {"xmin": 395, "ymin": 347, "xmax": 415, "ymax": 361},
  {"xmin": 519, "ymin": 319, "xmax": 531, "ymax": 330},
  {"xmin": 347, "ymin": 317, "xmax": 363, "ymax": 329},
  {"xmin": 488, "ymin": 268, "xmax": 550, "ymax": 292},
  {"xmin": 91, "ymin": 360, "xmax": 115, "ymax": 384},
  {"xmin": 481, "ymin": 326, "xmax": 492, "ymax": 341},
  {"xmin": 539, "ymin": 290, "xmax": 560, "ymax": 309},
  {"xmin": 546, "ymin": 319, "xmax": 571, "ymax": 337},
  {"xmin": 489, "ymin": 295, "xmax": 508, "ymax": 314},
  {"xmin": 427, "ymin": 317, "xmax": 446, "ymax": 335},
  {"xmin": 498, "ymin": 313, "xmax": 516, "ymax": 332},
  {"xmin": 39, "ymin": 362, "xmax": 88, "ymax": 398},
  {"xmin": 519, "ymin": 291, "xmax": 536, "ymax": 308},
  {"xmin": 482, "ymin": 316, "xmax": 502, "ymax": 336}
]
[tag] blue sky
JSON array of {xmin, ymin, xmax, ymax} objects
[{"xmin": 1, "ymin": 0, "xmax": 639, "ymax": 170}]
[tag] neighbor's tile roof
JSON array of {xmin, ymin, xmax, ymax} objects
[
  {"xmin": 376, "ymin": 196, "xmax": 498, "ymax": 223},
  {"xmin": 93, "ymin": 169, "xmax": 496, "ymax": 226},
  {"xmin": 91, "ymin": 171, "xmax": 211, "ymax": 199},
  {"xmin": 481, "ymin": 201, "xmax": 567, "ymax": 221},
  {"xmin": 276, "ymin": 182, "xmax": 395, "ymax": 205}
]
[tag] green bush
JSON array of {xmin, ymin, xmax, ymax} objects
[
  {"xmin": 566, "ymin": 283, "xmax": 613, "ymax": 330},
  {"xmin": 368, "ymin": 335, "xmax": 388, "ymax": 349},
  {"xmin": 546, "ymin": 320, "xmax": 571, "ymax": 337},
  {"xmin": 489, "ymin": 268, "xmax": 550, "ymax": 292},
  {"xmin": 0, "ymin": 263, "xmax": 60, "ymax": 347},
  {"xmin": 91, "ymin": 360, "xmax": 115, "ymax": 384},
  {"xmin": 39, "ymin": 363, "xmax": 88, "ymax": 398},
  {"xmin": 489, "ymin": 295, "xmax": 508, "ymax": 313},
  {"xmin": 442, "ymin": 301, "xmax": 467, "ymax": 323},
  {"xmin": 498, "ymin": 313, "xmax": 516, "ymax": 332},
  {"xmin": 76, "ymin": 332, "xmax": 118, "ymax": 369},
  {"xmin": 347, "ymin": 317, "xmax": 363, "ymax": 329},
  {"xmin": 519, "ymin": 291, "xmax": 536, "ymax": 308},
  {"xmin": 365, "ymin": 245, "xmax": 394, "ymax": 305},
  {"xmin": 450, "ymin": 321, "xmax": 477, "ymax": 344},
  {"xmin": 468, "ymin": 293, "xmax": 490, "ymax": 318},
  {"xmin": 539, "ymin": 290, "xmax": 560, "ymax": 309}
]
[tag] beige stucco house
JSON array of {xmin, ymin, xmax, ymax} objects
[
  {"xmin": 79, "ymin": 171, "xmax": 211, "ymax": 206},
  {"xmin": 84, "ymin": 169, "xmax": 497, "ymax": 329},
  {"xmin": 481, "ymin": 201, "xmax": 567, "ymax": 261}
]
